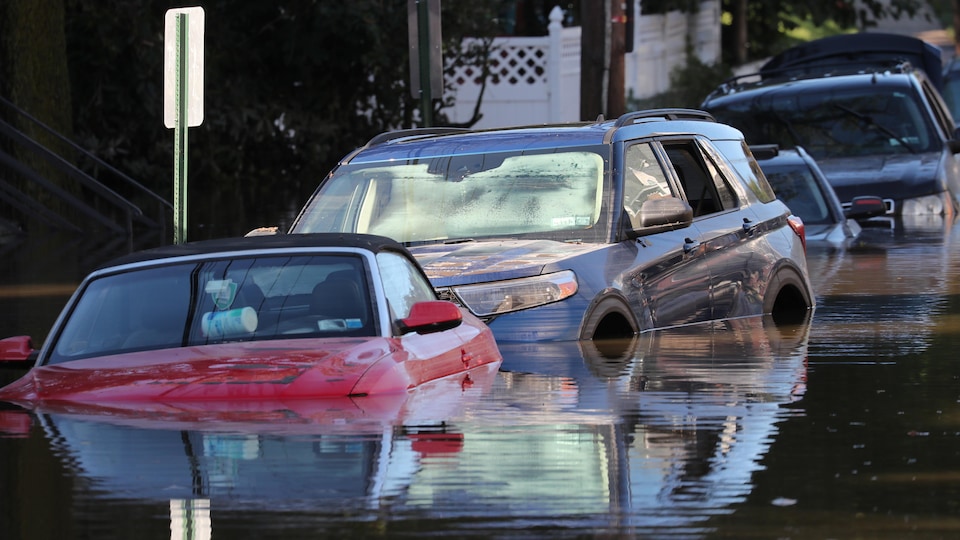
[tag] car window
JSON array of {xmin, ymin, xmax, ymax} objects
[
  {"xmin": 697, "ymin": 141, "xmax": 739, "ymax": 211},
  {"xmin": 375, "ymin": 251, "xmax": 437, "ymax": 320},
  {"xmin": 48, "ymin": 254, "xmax": 375, "ymax": 365},
  {"xmin": 763, "ymin": 165, "xmax": 832, "ymax": 224},
  {"xmin": 941, "ymin": 73, "xmax": 960, "ymax": 124},
  {"xmin": 623, "ymin": 142, "xmax": 673, "ymax": 226},
  {"xmin": 710, "ymin": 139, "xmax": 777, "ymax": 203},
  {"xmin": 921, "ymin": 77, "xmax": 957, "ymax": 136},
  {"xmin": 661, "ymin": 140, "xmax": 726, "ymax": 217},
  {"xmin": 293, "ymin": 146, "xmax": 612, "ymax": 244}
]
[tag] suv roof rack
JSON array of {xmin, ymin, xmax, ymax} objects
[
  {"xmin": 613, "ymin": 108, "xmax": 716, "ymax": 127},
  {"xmin": 364, "ymin": 127, "xmax": 470, "ymax": 148},
  {"xmin": 707, "ymin": 60, "xmax": 917, "ymax": 99}
]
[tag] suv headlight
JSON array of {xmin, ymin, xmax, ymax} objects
[
  {"xmin": 900, "ymin": 193, "xmax": 946, "ymax": 215},
  {"xmin": 451, "ymin": 270, "xmax": 578, "ymax": 317}
]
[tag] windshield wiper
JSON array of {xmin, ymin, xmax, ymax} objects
[{"xmin": 834, "ymin": 104, "xmax": 917, "ymax": 154}]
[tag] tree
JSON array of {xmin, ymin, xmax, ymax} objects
[
  {"xmin": 60, "ymin": 1, "xmax": 513, "ymax": 239},
  {"xmin": 718, "ymin": 0, "xmax": 926, "ymax": 65},
  {"xmin": 0, "ymin": 0, "xmax": 73, "ymax": 206}
]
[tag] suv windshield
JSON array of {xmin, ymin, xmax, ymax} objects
[
  {"xmin": 293, "ymin": 146, "xmax": 612, "ymax": 244},
  {"xmin": 711, "ymin": 87, "xmax": 938, "ymax": 160}
]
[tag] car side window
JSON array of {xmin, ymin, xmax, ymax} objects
[
  {"xmin": 661, "ymin": 140, "xmax": 726, "ymax": 217},
  {"xmin": 712, "ymin": 139, "xmax": 777, "ymax": 203},
  {"xmin": 376, "ymin": 251, "xmax": 438, "ymax": 320},
  {"xmin": 921, "ymin": 78, "xmax": 956, "ymax": 139},
  {"xmin": 623, "ymin": 142, "xmax": 673, "ymax": 226}
]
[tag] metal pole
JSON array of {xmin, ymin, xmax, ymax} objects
[
  {"xmin": 173, "ymin": 13, "xmax": 189, "ymax": 244},
  {"xmin": 417, "ymin": 0, "xmax": 433, "ymax": 127}
]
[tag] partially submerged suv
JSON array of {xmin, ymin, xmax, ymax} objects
[
  {"xmin": 288, "ymin": 109, "xmax": 814, "ymax": 341},
  {"xmin": 702, "ymin": 33, "xmax": 960, "ymax": 229}
]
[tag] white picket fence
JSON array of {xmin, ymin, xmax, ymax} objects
[{"xmin": 444, "ymin": 1, "xmax": 721, "ymax": 129}]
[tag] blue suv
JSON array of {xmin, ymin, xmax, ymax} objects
[
  {"xmin": 286, "ymin": 109, "xmax": 814, "ymax": 341},
  {"xmin": 702, "ymin": 33, "xmax": 960, "ymax": 231}
]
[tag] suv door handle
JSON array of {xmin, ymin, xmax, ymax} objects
[{"xmin": 742, "ymin": 218, "xmax": 759, "ymax": 235}]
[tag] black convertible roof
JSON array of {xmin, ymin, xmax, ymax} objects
[
  {"xmin": 99, "ymin": 233, "xmax": 407, "ymax": 269},
  {"xmin": 760, "ymin": 32, "xmax": 943, "ymax": 89}
]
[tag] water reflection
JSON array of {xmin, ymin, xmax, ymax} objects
[
  {"xmin": 806, "ymin": 225, "xmax": 954, "ymax": 358},
  {"xmin": 484, "ymin": 316, "xmax": 809, "ymax": 532},
  {"xmin": 5, "ymin": 220, "xmax": 960, "ymax": 537},
  {"xmin": 0, "ymin": 316, "xmax": 810, "ymax": 537}
]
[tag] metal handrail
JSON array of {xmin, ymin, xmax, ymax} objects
[
  {"xmin": 0, "ymin": 94, "xmax": 171, "ymax": 245},
  {"xmin": 0, "ymin": 95, "xmax": 173, "ymax": 214}
]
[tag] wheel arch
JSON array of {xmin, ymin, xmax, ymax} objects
[
  {"xmin": 763, "ymin": 262, "xmax": 814, "ymax": 325},
  {"xmin": 579, "ymin": 291, "xmax": 640, "ymax": 340}
]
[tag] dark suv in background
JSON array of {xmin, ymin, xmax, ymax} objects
[
  {"xmin": 702, "ymin": 33, "xmax": 960, "ymax": 231},
  {"xmin": 285, "ymin": 109, "xmax": 814, "ymax": 342}
]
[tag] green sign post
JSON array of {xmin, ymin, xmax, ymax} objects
[
  {"xmin": 407, "ymin": 0, "xmax": 442, "ymax": 128},
  {"xmin": 164, "ymin": 7, "xmax": 204, "ymax": 244},
  {"xmin": 173, "ymin": 13, "xmax": 189, "ymax": 244}
]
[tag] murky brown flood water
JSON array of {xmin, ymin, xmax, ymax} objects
[{"xmin": 1, "ymin": 221, "xmax": 959, "ymax": 539}]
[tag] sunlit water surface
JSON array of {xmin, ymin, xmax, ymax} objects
[{"xmin": 1, "ymin": 222, "xmax": 959, "ymax": 539}]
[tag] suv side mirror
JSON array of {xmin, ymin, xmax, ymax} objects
[
  {"xmin": 627, "ymin": 197, "xmax": 694, "ymax": 238},
  {"xmin": 949, "ymin": 136, "xmax": 960, "ymax": 154}
]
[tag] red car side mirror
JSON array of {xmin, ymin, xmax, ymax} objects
[
  {"xmin": 0, "ymin": 336, "xmax": 36, "ymax": 365},
  {"xmin": 398, "ymin": 301, "xmax": 463, "ymax": 335}
]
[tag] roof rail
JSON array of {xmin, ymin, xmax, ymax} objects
[
  {"xmin": 364, "ymin": 127, "xmax": 469, "ymax": 147},
  {"xmin": 707, "ymin": 60, "xmax": 916, "ymax": 100},
  {"xmin": 613, "ymin": 108, "xmax": 716, "ymax": 128}
]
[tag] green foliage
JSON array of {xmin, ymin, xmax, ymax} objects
[
  {"xmin": 628, "ymin": 54, "xmax": 732, "ymax": 111},
  {"xmin": 63, "ymin": 0, "xmax": 510, "ymax": 239},
  {"xmin": 718, "ymin": 0, "xmax": 926, "ymax": 64}
]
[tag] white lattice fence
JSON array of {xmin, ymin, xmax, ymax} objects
[
  {"xmin": 445, "ymin": 25, "xmax": 581, "ymax": 129},
  {"xmin": 444, "ymin": 2, "xmax": 720, "ymax": 129}
]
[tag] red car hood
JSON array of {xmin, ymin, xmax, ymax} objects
[{"xmin": 0, "ymin": 337, "xmax": 402, "ymax": 404}]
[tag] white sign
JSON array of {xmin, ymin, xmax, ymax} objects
[{"xmin": 163, "ymin": 7, "xmax": 204, "ymax": 128}]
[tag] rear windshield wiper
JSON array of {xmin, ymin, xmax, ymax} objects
[{"xmin": 834, "ymin": 104, "xmax": 917, "ymax": 154}]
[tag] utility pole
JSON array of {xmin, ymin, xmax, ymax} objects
[{"xmin": 580, "ymin": 0, "xmax": 626, "ymax": 121}]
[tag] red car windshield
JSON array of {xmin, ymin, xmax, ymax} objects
[{"xmin": 46, "ymin": 254, "xmax": 375, "ymax": 365}]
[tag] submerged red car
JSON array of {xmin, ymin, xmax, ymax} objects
[{"xmin": 0, "ymin": 233, "xmax": 502, "ymax": 404}]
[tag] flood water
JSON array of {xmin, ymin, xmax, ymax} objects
[{"xmin": 1, "ymin": 221, "xmax": 959, "ymax": 539}]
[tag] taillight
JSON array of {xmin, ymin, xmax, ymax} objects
[{"xmin": 787, "ymin": 215, "xmax": 806, "ymax": 253}]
